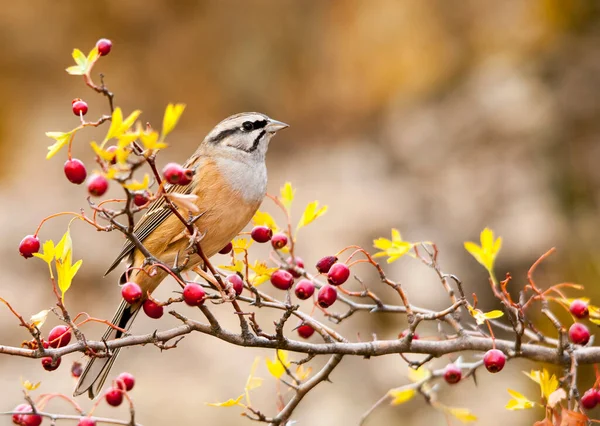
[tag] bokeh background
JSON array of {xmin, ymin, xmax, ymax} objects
[{"xmin": 2, "ymin": 1, "xmax": 600, "ymax": 425}]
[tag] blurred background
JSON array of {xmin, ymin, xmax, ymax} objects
[{"xmin": 1, "ymin": 1, "xmax": 600, "ymax": 425}]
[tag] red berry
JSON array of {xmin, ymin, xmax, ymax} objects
[
  {"xmin": 569, "ymin": 323, "xmax": 591, "ymax": 345},
  {"xmin": 48, "ymin": 325, "xmax": 71, "ymax": 348},
  {"xmin": 42, "ymin": 356, "xmax": 61, "ymax": 371},
  {"xmin": 21, "ymin": 411, "xmax": 42, "ymax": 426},
  {"xmin": 316, "ymin": 255, "xmax": 338, "ymax": 273},
  {"xmin": 64, "ymin": 159, "xmax": 87, "ymax": 184},
  {"xmin": 78, "ymin": 417, "xmax": 96, "ymax": 426},
  {"xmin": 399, "ymin": 329, "xmax": 419, "ymax": 340},
  {"xmin": 96, "ymin": 38, "xmax": 112, "ymax": 56},
  {"xmin": 12, "ymin": 403, "xmax": 29, "ymax": 425},
  {"xmin": 226, "ymin": 274, "xmax": 244, "ymax": 296},
  {"xmin": 483, "ymin": 349, "xmax": 506, "ymax": 373},
  {"xmin": 297, "ymin": 324, "xmax": 315, "ymax": 339},
  {"xmin": 72, "ymin": 99, "xmax": 88, "ymax": 116},
  {"xmin": 116, "ymin": 372, "xmax": 135, "ymax": 391},
  {"xmin": 270, "ymin": 269, "xmax": 294, "ymax": 290},
  {"xmin": 327, "ymin": 263, "xmax": 350, "ymax": 286},
  {"xmin": 133, "ymin": 192, "xmax": 149, "ymax": 207},
  {"xmin": 271, "ymin": 233, "xmax": 288, "ymax": 249},
  {"xmin": 87, "ymin": 174, "xmax": 109, "ymax": 197},
  {"xmin": 581, "ymin": 389, "xmax": 598, "ymax": 410},
  {"xmin": 251, "ymin": 226, "xmax": 272, "ymax": 243},
  {"xmin": 71, "ymin": 361, "xmax": 83, "ymax": 378},
  {"xmin": 142, "ymin": 299, "xmax": 163, "ymax": 319},
  {"xmin": 105, "ymin": 388, "xmax": 123, "ymax": 407},
  {"xmin": 162, "ymin": 162, "xmax": 185, "ymax": 184},
  {"xmin": 444, "ymin": 363, "xmax": 462, "ymax": 384},
  {"xmin": 19, "ymin": 235, "xmax": 40, "ymax": 258},
  {"xmin": 106, "ymin": 145, "xmax": 117, "ymax": 165},
  {"xmin": 219, "ymin": 242, "xmax": 233, "ymax": 255},
  {"xmin": 178, "ymin": 169, "xmax": 195, "ymax": 186},
  {"xmin": 570, "ymin": 300, "xmax": 589, "ymax": 319},
  {"xmin": 286, "ymin": 256, "xmax": 304, "ymax": 278},
  {"xmin": 121, "ymin": 282, "xmax": 143, "ymax": 304},
  {"xmin": 317, "ymin": 285, "xmax": 337, "ymax": 308},
  {"xmin": 294, "ymin": 279, "xmax": 315, "ymax": 300},
  {"xmin": 183, "ymin": 283, "xmax": 206, "ymax": 307}
]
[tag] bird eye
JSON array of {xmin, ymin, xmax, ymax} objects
[{"xmin": 242, "ymin": 121, "xmax": 254, "ymax": 132}]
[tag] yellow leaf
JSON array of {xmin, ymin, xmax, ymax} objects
[
  {"xmin": 589, "ymin": 317, "xmax": 600, "ymax": 326},
  {"xmin": 219, "ymin": 260, "xmax": 245, "ymax": 274},
  {"xmin": 296, "ymin": 201, "xmax": 328, "ymax": 231},
  {"xmin": 446, "ymin": 407, "xmax": 478, "ymax": 423},
  {"xmin": 464, "ymin": 227, "xmax": 502, "ymax": 273},
  {"xmin": 65, "ymin": 48, "xmax": 88, "ymax": 75},
  {"xmin": 206, "ymin": 394, "xmax": 244, "ymax": 407},
  {"xmin": 54, "ymin": 227, "xmax": 82, "ymax": 299},
  {"xmin": 295, "ymin": 364, "xmax": 312, "ymax": 381},
  {"xmin": 161, "ymin": 103, "xmax": 186, "ymax": 139},
  {"xmin": 90, "ymin": 141, "xmax": 118, "ymax": 162},
  {"xmin": 86, "ymin": 46, "xmax": 100, "ymax": 64},
  {"xmin": 66, "ymin": 65, "xmax": 85, "ymax": 76},
  {"xmin": 505, "ymin": 389, "xmax": 536, "ymax": 410},
  {"xmin": 373, "ymin": 229, "xmax": 414, "ymax": 263},
  {"xmin": 523, "ymin": 369, "xmax": 559, "ymax": 400},
  {"xmin": 124, "ymin": 174, "xmax": 150, "ymax": 191},
  {"xmin": 248, "ymin": 261, "xmax": 277, "ymax": 286},
  {"xmin": 21, "ymin": 378, "xmax": 41, "ymax": 392},
  {"xmin": 33, "ymin": 240, "xmax": 55, "ymax": 265},
  {"xmin": 244, "ymin": 357, "xmax": 262, "ymax": 407},
  {"xmin": 407, "ymin": 366, "xmax": 431, "ymax": 383},
  {"xmin": 266, "ymin": 350, "xmax": 290, "ymax": 379},
  {"xmin": 105, "ymin": 108, "xmax": 142, "ymax": 142},
  {"xmin": 468, "ymin": 307, "xmax": 504, "ymax": 325},
  {"xmin": 29, "ymin": 310, "xmax": 50, "ymax": 328},
  {"xmin": 55, "ymin": 228, "xmax": 73, "ymax": 263},
  {"xmin": 280, "ymin": 182, "xmax": 295, "ymax": 210},
  {"xmin": 139, "ymin": 130, "xmax": 168, "ymax": 152},
  {"xmin": 232, "ymin": 237, "xmax": 253, "ymax": 252},
  {"xmin": 72, "ymin": 48, "xmax": 86, "ymax": 67},
  {"xmin": 252, "ymin": 210, "xmax": 278, "ymax": 231},
  {"xmin": 388, "ymin": 388, "xmax": 416, "ymax": 405},
  {"xmin": 45, "ymin": 131, "xmax": 74, "ymax": 159}
]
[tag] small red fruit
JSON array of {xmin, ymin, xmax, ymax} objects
[
  {"xmin": 270, "ymin": 269, "xmax": 294, "ymax": 290},
  {"xmin": 87, "ymin": 174, "xmax": 109, "ymax": 197},
  {"xmin": 399, "ymin": 329, "xmax": 419, "ymax": 340},
  {"xmin": 116, "ymin": 372, "xmax": 135, "ymax": 391},
  {"xmin": 226, "ymin": 274, "xmax": 244, "ymax": 296},
  {"xmin": 142, "ymin": 299, "xmax": 163, "ymax": 319},
  {"xmin": 251, "ymin": 226, "xmax": 272, "ymax": 243},
  {"xmin": 444, "ymin": 363, "xmax": 462, "ymax": 384},
  {"xmin": 121, "ymin": 282, "xmax": 143, "ymax": 304},
  {"xmin": 219, "ymin": 242, "xmax": 233, "ymax": 255},
  {"xmin": 286, "ymin": 256, "xmax": 304, "ymax": 278},
  {"xmin": 581, "ymin": 389, "xmax": 598, "ymax": 410},
  {"xmin": 569, "ymin": 323, "xmax": 590, "ymax": 345},
  {"xmin": 42, "ymin": 356, "xmax": 61, "ymax": 371},
  {"xmin": 271, "ymin": 233, "xmax": 288, "ymax": 249},
  {"xmin": 106, "ymin": 145, "xmax": 117, "ymax": 165},
  {"xmin": 64, "ymin": 158, "xmax": 87, "ymax": 184},
  {"xmin": 21, "ymin": 410, "xmax": 42, "ymax": 426},
  {"xmin": 133, "ymin": 192, "xmax": 149, "ymax": 207},
  {"xmin": 297, "ymin": 324, "xmax": 315, "ymax": 339},
  {"xmin": 96, "ymin": 38, "xmax": 112, "ymax": 56},
  {"xmin": 327, "ymin": 263, "xmax": 350, "ymax": 286},
  {"xmin": 12, "ymin": 403, "xmax": 29, "ymax": 425},
  {"xmin": 78, "ymin": 417, "xmax": 96, "ymax": 426},
  {"xmin": 72, "ymin": 98, "xmax": 88, "ymax": 116},
  {"xmin": 483, "ymin": 349, "xmax": 506, "ymax": 373},
  {"xmin": 294, "ymin": 279, "xmax": 315, "ymax": 300},
  {"xmin": 162, "ymin": 162, "xmax": 185, "ymax": 184},
  {"xmin": 317, "ymin": 285, "xmax": 337, "ymax": 308},
  {"xmin": 105, "ymin": 388, "xmax": 123, "ymax": 407},
  {"xmin": 316, "ymin": 255, "xmax": 338, "ymax": 273},
  {"xmin": 48, "ymin": 325, "xmax": 71, "ymax": 348},
  {"xmin": 19, "ymin": 235, "xmax": 40, "ymax": 258},
  {"xmin": 71, "ymin": 361, "xmax": 83, "ymax": 378},
  {"xmin": 183, "ymin": 283, "xmax": 206, "ymax": 307},
  {"xmin": 178, "ymin": 169, "xmax": 195, "ymax": 186},
  {"xmin": 570, "ymin": 300, "xmax": 589, "ymax": 319}
]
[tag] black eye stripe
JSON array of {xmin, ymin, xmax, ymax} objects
[{"xmin": 207, "ymin": 119, "xmax": 268, "ymax": 143}]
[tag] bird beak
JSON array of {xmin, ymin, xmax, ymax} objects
[{"xmin": 266, "ymin": 119, "xmax": 289, "ymax": 133}]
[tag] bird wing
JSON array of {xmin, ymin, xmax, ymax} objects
[{"xmin": 104, "ymin": 155, "xmax": 202, "ymax": 276}]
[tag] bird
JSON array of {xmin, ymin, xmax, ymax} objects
[{"xmin": 74, "ymin": 112, "xmax": 288, "ymax": 398}]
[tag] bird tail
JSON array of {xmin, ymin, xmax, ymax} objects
[{"xmin": 73, "ymin": 300, "xmax": 140, "ymax": 398}]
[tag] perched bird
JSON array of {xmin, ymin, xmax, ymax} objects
[{"xmin": 74, "ymin": 112, "xmax": 288, "ymax": 398}]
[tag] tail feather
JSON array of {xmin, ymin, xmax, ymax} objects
[{"xmin": 73, "ymin": 300, "xmax": 140, "ymax": 398}]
